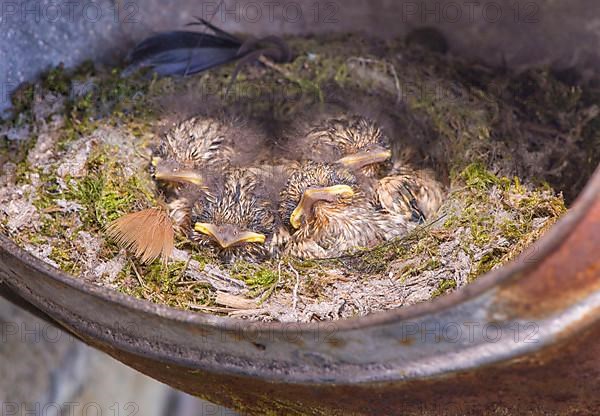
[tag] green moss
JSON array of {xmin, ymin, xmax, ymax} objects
[
  {"xmin": 351, "ymin": 225, "xmax": 444, "ymax": 275},
  {"xmin": 41, "ymin": 64, "xmax": 71, "ymax": 95},
  {"xmin": 469, "ymin": 249, "xmax": 505, "ymax": 282},
  {"xmin": 244, "ymin": 267, "xmax": 278, "ymax": 288},
  {"xmin": 229, "ymin": 260, "xmax": 285, "ymax": 299},
  {"xmin": 65, "ymin": 145, "xmax": 154, "ymax": 229},
  {"xmin": 9, "ymin": 82, "xmax": 35, "ymax": 116},
  {"xmin": 459, "ymin": 163, "xmax": 505, "ymax": 190},
  {"xmin": 432, "ymin": 278, "xmax": 457, "ymax": 298},
  {"xmin": 115, "ymin": 259, "xmax": 213, "ymax": 310},
  {"xmin": 50, "ymin": 245, "xmax": 82, "ymax": 275},
  {"xmin": 498, "ymin": 219, "xmax": 529, "ymax": 242}
]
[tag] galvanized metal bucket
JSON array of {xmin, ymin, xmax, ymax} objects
[{"xmin": 2, "ymin": 1, "xmax": 600, "ymax": 413}]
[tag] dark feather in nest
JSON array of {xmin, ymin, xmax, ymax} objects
[
  {"xmin": 124, "ymin": 17, "xmax": 291, "ymax": 87},
  {"xmin": 124, "ymin": 30, "xmax": 241, "ymax": 77}
]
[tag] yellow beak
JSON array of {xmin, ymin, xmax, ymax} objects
[
  {"xmin": 154, "ymin": 169, "xmax": 205, "ymax": 186},
  {"xmin": 194, "ymin": 223, "xmax": 266, "ymax": 248},
  {"xmin": 336, "ymin": 147, "xmax": 392, "ymax": 170},
  {"xmin": 290, "ymin": 185, "xmax": 355, "ymax": 229}
]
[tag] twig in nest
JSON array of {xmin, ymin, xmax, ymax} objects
[
  {"xmin": 257, "ymin": 55, "xmax": 323, "ymax": 101},
  {"xmin": 215, "ymin": 292, "xmax": 257, "ymax": 309},
  {"xmin": 289, "ymin": 262, "xmax": 301, "ymax": 317},
  {"xmin": 175, "ymin": 256, "xmax": 191, "ymax": 283},
  {"xmin": 106, "ymin": 208, "xmax": 174, "ymax": 264},
  {"xmin": 131, "ymin": 261, "xmax": 145, "ymax": 288}
]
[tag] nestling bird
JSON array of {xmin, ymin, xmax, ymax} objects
[
  {"xmin": 278, "ymin": 161, "xmax": 410, "ymax": 259},
  {"xmin": 150, "ymin": 114, "xmax": 270, "ymax": 230},
  {"xmin": 151, "ymin": 115, "xmax": 234, "ymax": 185},
  {"xmin": 299, "ymin": 113, "xmax": 393, "ymax": 178},
  {"xmin": 290, "ymin": 113, "xmax": 445, "ymax": 222},
  {"xmin": 191, "ymin": 168, "xmax": 282, "ymax": 263},
  {"xmin": 106, "ymin": 114, "xmax": 261, "ymax": 263},
  {"xmin": 376, "ymin": 161, "xmax": 446, "ymax": 221}
]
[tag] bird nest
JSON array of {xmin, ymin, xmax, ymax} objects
[{"xmin": 1, "ymin": 33, "xmax": 598, "ymax": 322}]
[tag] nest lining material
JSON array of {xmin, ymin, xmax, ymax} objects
[{"xmin": 1, "ymin": 33, "xmax": 593, "ymax": 322}]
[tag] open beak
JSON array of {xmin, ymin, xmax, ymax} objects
[
  {"xmin": 194, "ymin": 223, "xmax": 266, "ymax": 248},
  {"xmin": 154, "ymin": 169, "xmax": 205, "ymax": 186},
  {"xmin": 336, "ymin": 146, "xmax": 392, "ymax": 170},
  {"xmin": 290, "ymin": 185, "xmax": 355, "ymax": 229}
]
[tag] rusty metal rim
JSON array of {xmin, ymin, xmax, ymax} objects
[{"xmin": 1, "ymin": 164, "xmax": 599, "ymax": 333}]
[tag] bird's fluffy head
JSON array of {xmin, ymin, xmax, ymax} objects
[
  {"xmin": 191, "ymin": 169, "xmax": 276, "ymax": 263},
  {"xmin": 157, "ymin": 116, "xmax": 233, "ymax": 169},
  {"xmin": 279, "ymin": 161, "xmax": 361, "ymax": 231},
  {"xmin": 292, "ymin": 114, "xmax": 393, "ymax": 177},
  {"xmin": 310, "ymin": 114, "xmax": 389, "ymax": 152}
]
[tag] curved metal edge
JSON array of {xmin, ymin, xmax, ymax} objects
[{"xmin": 72, "ymin": 313, "xmax": 600, "ymax": 414}]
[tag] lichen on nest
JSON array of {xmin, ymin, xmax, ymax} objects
[{"xmin": 0, "ymin": 33, "xmax": 595, "ymax": 322}]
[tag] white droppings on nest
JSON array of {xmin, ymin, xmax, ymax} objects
[
  {"xmin": 75, "ymin": 232, "xmax": 126, "ymax": 287},
  {"xmin": 22, "ymin": 243, "xmax": 58, "ymax": 268},
  {"xmin": 25, "ymin": 88, "xmax": 66, "ymax": 166},
  {"xmin": 0, "ymin": 125, "xmax": 31, "ymax": 142},
  {"xmin": 93, "ymin": 252, "xmax": 128, "ymax": 289},
  {"xmin": 56, "ymin": 138, "xmax": 95, "ymax": 178},
  {"xmin": 0, "ymin": 162, "xmax": 40, "ymax": 235},
  {"xmin": 3, "ymin": 198, "xmax": 39, "ymax": 233},
  {"xmin": 32, "ymin": 87, "xmax": 65, "ymax": 123},
  {"xmin": 54, "ymin": 199, "xmax": 84, "ymax": 213},
  {"xmin": 260, "ymin": 275, "xmax": 420, "ymax": 323},
  {"xmin": 26, "ymin": 126, "xmax": 62, "ymax": 167},
  {"xmin": 77, "ymin": 231, "xmax": 102, "ymax": 263},
  {"xmin": 0, "ymin": 162, "xmax": 17, "ymax": 186},
  {"xmin": 89, "ymin": 126, "xmax": 147, "ymax": 179},
  {"xmin": 532, "ymin": 217, "xmax": 550, "ymax": 229}
]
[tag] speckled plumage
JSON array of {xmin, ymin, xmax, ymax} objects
[
  {"xmin": 297, "ymin": 113, "xmax": 445, "ymax": 222},
  {"xmin": 289, "ymin": 114, "xmax": 392, "ymax": 177},
  {"xmin": 191, "ymin": 168, "xmax": 280, "ymax": 263},
  {"xmin": 151, "ymin": 115, "xmax": 271, "ymax": 230},
  {"xmin": 146, "ymin": 113, "xmax": 444, "ymax": 262},
  {"xmin": 279, "ymin": 161, "xmax": 410, "ymax": 259},
  {"xmin": 376, "ymin": 162, "xmax": 445, "ymax": 221},
  {"xmin": 154, "ymin": 116, "xmax": 234, "ymax": 172}
]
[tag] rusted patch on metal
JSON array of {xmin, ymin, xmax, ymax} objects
[
  {"xmin": 76, "ymin": 320, "xmax": 600, "ymax": 415},
  {"xmin": 492, "ymin": 194, "xmax": 600, "ymax": 319},
  {"xmin": 398, "ymin": 337, "xmax": 415, "ymax": 346}
]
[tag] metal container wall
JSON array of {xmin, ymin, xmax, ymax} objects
[{"xmin": 1, "ymin": 1, "xmax": 600, "ymax": 414}]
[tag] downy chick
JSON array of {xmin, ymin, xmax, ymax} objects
[
  {"xmin": 278, "ymin": 161, "xmax": 409, "ymax": 259},
  {"xmin": 191, "ymin": 168, "xmax": 281, "ymax": 263}
]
